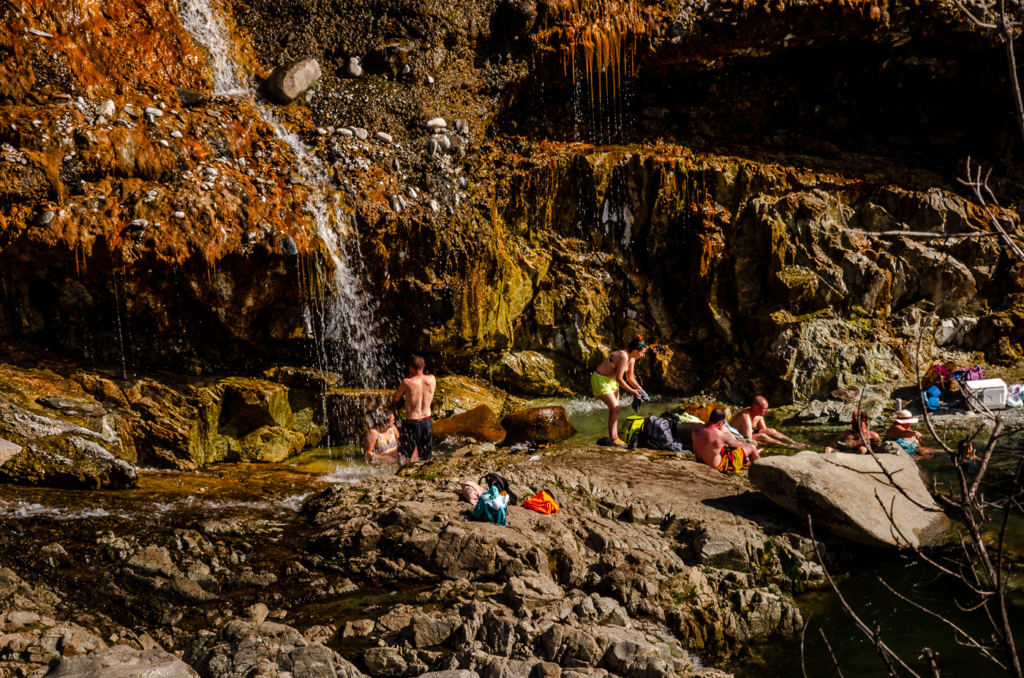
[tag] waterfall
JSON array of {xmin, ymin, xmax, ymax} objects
[
  {"xmin": 178, "ymin": 0, "xmax": 245, "ymax": 94},
  {"xmin": 176, "ymin": 0, "xmax": 389, "ymax": 389}
]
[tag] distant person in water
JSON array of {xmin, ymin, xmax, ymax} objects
[
  {"xmin": 730, "ymin": 397, "xmax": 807, "ymax": 449},
  {"xmin": 829, "ymin": 409, "xmax": 881, "ymax": 455},
  {"xmin": 364, "ymin": 409, "xmax": 400, "ymax": 464},
  {"xmin": 692, "ymin": 408, "xmax": 761, "ymax": 471},
  {"xmin": 393, "ymin": 354, "xmax": 436, "ymax": 463},
  {"xmin": 883, "ymin": 410, "xmax": 940, "ymax": 459},
  {"xmin": 591, "ymin": 336, "xmax": 649, "ymax": 446}
]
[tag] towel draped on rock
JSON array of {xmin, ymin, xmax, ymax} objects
[{"xmin": 461, "ymin": 481, "xmax": 484, "ymax": 507}]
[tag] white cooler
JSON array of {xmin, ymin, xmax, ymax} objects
[{"xmin": 965, "ymin": 378, "xmax": 1008, "ymax": 410}]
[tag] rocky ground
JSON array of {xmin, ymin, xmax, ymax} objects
[{"xmin": 0, "ymin": 443, "xmax": 860, "ymax": 678}]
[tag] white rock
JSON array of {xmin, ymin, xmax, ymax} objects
[
  {"xmin": 316, "ymin": 127, "xmax": 328, "ymax": 136},
  {"xmin": 348, "ymin": 57, "xmax": 363, "ymax": 78},
  {"xmin": 28, "ymin": 28, "xmax": 53, "ymax": 38},
  {"xmin": 144, "ymin": 107, "xmax": 163, "ymax": 118},
  {"xmin": 428, "ymin": 200, "xmax": 440, "ymax": 212},
  {"xmin": 97, "ymin": 100, "xmax": 116, "ymax": 118},
  {"xmin": 173, "ymin": 211, "xmax": 186, "ymax": 219},
  {"xmin": 426, "ymin": 117, "xmax": 446, "ymax": 129},
  {"xmin": 406, "ymin": 187, "xmax": 417, "ymax": 199},
  {"xmin": 158, "ymin": 140, "xmax": 170, "ymax": 148},
  {"xmin": 375, "ymin": 132, "xmax": 393, "ymax": 144},
  {"xmin": 337, "ymin": 128, "xmax": 353, "ymax": 137},
  {"xmin": 130, "ymin": 219, "xmax": 149, "ymax": 228},
  {"xmin": 427, "ymin": 75, "xmax": 435, "ymax": 84},
  {"xmin": 170, "ymin": 131, "xmax": 183, "ymax": 138}
]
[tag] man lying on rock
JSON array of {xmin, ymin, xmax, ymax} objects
[
  {"xmin": 692, "ymin": 408, "xmax": 760, "ymax": 472},
  {"xmin": 730, "ymin": 396, "xmax": 808, "ymax": 449}
]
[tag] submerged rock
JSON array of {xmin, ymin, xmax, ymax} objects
[
  {"xmin": 501, "ymin": 406, "xmax": 576, "ymax": 445},
  {"xmin": 749, "ymin": 451, "xmax": 954, "ymax": 549},
  {"xmin": 432, "ymin": 404, "xmax": 506, "ymax": 447},
  {"xmin": 265, "ymin": 57, "xmax": 322, "ymax": 104}
]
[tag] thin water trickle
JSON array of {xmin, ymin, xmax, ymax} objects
[{"xmin": 111, "ymin": 270, "xmax": 129, "ymax": 380}]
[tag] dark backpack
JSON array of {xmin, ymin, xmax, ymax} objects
[
  {"xmin": 480, "ymin": 473, "xmax": 518, "ymax": 506},
  {"xmin": 629, "ymin": 416, "xmax": 676, "ymax": 451},
  {"xmin": 643, "ymin": 416, "xmax": 676, "ymax": 450}
]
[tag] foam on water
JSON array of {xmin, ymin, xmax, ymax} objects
[{"xmin": 0, "ymin": 500, "xmax": 130, "ymax": 521}]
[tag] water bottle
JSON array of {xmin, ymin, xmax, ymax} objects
[{"xmin": 895, "ymin": 398, "xmax": 903, "ymax": 411}]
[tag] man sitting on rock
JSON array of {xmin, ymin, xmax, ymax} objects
[
  {"xmin": 693, "ymin": 408, "xmax": 760, "ymax": 471},
  {"xmin": 393, "ymin": 355, "xmax": 436, "ymax": 463},
  {"xmin": 730, "ymin": 396, "xmax": 806, "ymax": 449}
]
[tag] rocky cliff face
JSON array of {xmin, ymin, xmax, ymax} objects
[{"xmin": 1, "ymin": 0, "xmax": 1021, "ymax": 400}]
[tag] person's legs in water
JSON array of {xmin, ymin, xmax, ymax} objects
[
  {"xmin": 598, "ymin": 391, "xmax": 623, "ymax": 444},
  {"xmin": 751, "ymin": 428, "xmax": 807, "ymax": 449}
]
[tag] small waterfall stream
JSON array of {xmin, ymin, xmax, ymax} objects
[
  {"xmin": 177, "ymin": 0, "xmax": 245, "ymax": 95},
  {"xmin": 176, "ymin": 0, "xmax": 389, "ymax": 390}
]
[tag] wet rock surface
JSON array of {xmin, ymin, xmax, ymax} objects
[
  {"xmin": 433, "ymin": 405, "xmax": 507, "ymax": 449},
  {"xmin": 500, "ymin": 407, "xmax": 577, "ymax": 446}
]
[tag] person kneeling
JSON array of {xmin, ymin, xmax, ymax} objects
[{"xmin": 692, "ymin": 408, "xmax": 761, "ymax": 472}]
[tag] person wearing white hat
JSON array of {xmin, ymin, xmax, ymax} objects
[{"xmin": 882, "ymin": 410, "xmax": 938, "ymax": 458}]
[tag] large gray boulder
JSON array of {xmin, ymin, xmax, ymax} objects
[
  {"xmin": 265, "ymin": 57, "xmax": 322, "ymax": 104},
  {"xmin": 749, "ymin": 451, "xmax": 953, "ymax": 549},
  {"xmin": 45, "ymin": 645, "xmax": 198, "ymax": 677}
]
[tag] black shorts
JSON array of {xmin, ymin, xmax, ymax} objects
[{"xmin": 400, "ymin": 418, "xmax": 433, "ymax": 461}]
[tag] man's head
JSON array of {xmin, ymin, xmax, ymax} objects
[
  {"xmin": 753, "ymin": 396, "xmax": 769, "ymax": 414},
  {"xmin": 408, "ymin": 354, "xmax": 425, "ymax": 374},
  {"xmin": 707, "ymin": 408, "xmax": 727, "ymax": 427}
]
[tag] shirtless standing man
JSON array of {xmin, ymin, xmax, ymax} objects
[
  {"xmin": 692, "ymin": 409, "xmax": 760, "ymax": 470},
  {"xmin": 393, "ymin": 355, "xmax": 436, "ymax": 463},
  {"xmin": 730, "ymin": 396, "xmax": 806, "ymax": 449}
]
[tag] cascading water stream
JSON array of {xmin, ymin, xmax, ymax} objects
[
  {"xmin": 177, "ymin": 0, "xmax": 245, "ymax": 95},
  {"xmin": 176, "ymin": 0, "xmax": 390, "ymax": 394}
]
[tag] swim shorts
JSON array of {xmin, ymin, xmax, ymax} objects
[
  {"xmin": 591, "ymin": 372, "xmax": 619, "ymax": 396},
  {"xmin": 400, "ymin": 417, "xmax": 433, "ymax": 461},
  {"xmin": 886, "ymin": 437, "xmax": 919, "ymax": 456},
  {"xmin": 716, "ymin": 447, "xmax": 746, "ymax": 473}
]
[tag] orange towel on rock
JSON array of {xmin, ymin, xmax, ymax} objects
[{"xmin": 523, "ymin": 490, "xmax": 559, "ymax": 514}]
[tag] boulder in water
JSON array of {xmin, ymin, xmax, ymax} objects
[
  {"xmin": 265, "ymin": 57, "xmax": 322, "ymax": 104},
  {"xmin": 748, "ymin": 451, "xmax": 954, "ymax": 549},
  {"xmin": 433, "ymin": 404, "xmax": 506, "ymax": 448},
  {"xmin": 44, "ymin": 644, "xmax": 198, "ymax": 677},
  {"xmin": 501, "ymin": 406, "xmax": 576, "ymax": 445}
]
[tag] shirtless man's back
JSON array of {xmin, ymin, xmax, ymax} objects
[
  {"xmin": 393, "ymin": 355, "xmax": 436, "ymax": 462},
  {"xmin": 693, "ymin": 408, "xmax": 760, "ymax": 470}
]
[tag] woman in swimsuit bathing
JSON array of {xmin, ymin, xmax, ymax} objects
[
  {"xmin": 364, "ymin": 409, "xmax": 401, "ymax": 464},
  {"xmin": 591, "ymin": 336, "xmax": 648, "ymax": 446},
  {"xmin": 883, "ymin": 410, "xmax": 939, "ymax": 459}
]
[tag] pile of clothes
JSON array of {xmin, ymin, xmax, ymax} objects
[{"xmin": 460, "ymin": 473, "xmax": 560, "ymax": 527}]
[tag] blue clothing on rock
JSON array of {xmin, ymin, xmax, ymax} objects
[{"xmin": 470, "ymin": 486, "xmax": 509, "ymax": 526}]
